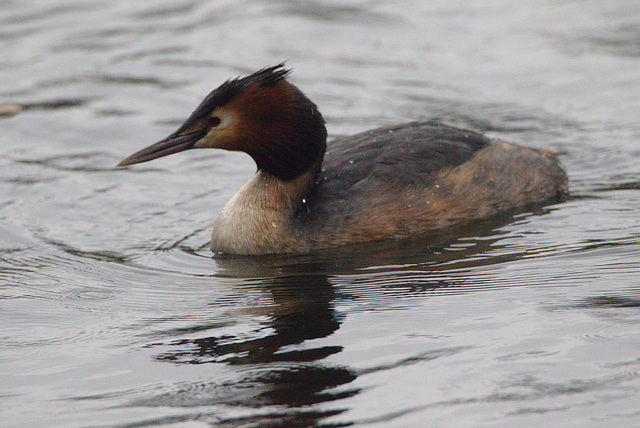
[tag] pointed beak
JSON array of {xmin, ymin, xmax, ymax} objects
[{"xmin": 117, "ymin": 129, "xmax": 207, "ymax": 167}]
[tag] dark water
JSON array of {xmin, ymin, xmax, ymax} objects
[{"xmin": 2, "ymin": 1, "xmax": 640, "ymax": 426}]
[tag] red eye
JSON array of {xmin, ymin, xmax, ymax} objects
[{"xmin": 209, "ymin": 116, "xmax": 221, "ymax": 127}]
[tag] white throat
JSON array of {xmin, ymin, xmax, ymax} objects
[{"xmin": 210, "ymin": 170, "xmax": 315, "ymax": 255}]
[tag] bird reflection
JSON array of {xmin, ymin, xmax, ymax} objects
[
  {"xmin": 158, "ymin": 275, "xmax": 343, "ymax": 361},
  {"xmin": 139, "ymin": 208, "xmax": 560, "ymax": 425},
  {"xmin": 151, "ymin": 266, "xmax": 358, "ymax": 416}
]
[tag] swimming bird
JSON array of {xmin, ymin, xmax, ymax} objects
[{"xmin": 118, "ymin": 65, "xmax": 567, "ymax": 255}]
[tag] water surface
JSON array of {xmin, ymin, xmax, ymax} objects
[{"xmin": 2, "ymin": 1, "xmax": 640, "ymax": 426}]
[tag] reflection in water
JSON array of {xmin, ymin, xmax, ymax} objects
[
  {"xmin": 154, "ymin": 274, "xmax": 342, "ymax": 364},
  {"xmin": 130, "ymin": 211, "xmax": 557, "ymax": 425},
  {"xmin": 145, "ymin": 271, "xmax": 355, "ymax": 424}
]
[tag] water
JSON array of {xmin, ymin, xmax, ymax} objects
[{"xmin": 2, "ymin": 0, "xmax": 640, "ymax": 426}]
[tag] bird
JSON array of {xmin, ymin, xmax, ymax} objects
[{"xmin": 118, "ymin": 64, "xmax": 568, "ymax": 255}]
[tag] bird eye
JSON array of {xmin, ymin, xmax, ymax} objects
[{"xmin": 208, "ymin": 116, "xmax": 222, "ymax": 127}]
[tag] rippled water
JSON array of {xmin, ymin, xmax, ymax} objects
[{"xmin": 2, "ymin": 1, "xmax": 640, "ymax": 426}]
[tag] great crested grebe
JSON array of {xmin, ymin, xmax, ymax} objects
[{"xmin": 118, "ymin": 65, "xmax": 568, "ymax": 255}]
